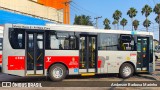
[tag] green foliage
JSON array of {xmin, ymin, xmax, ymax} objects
[
  {"xmin": 104, "ymin": 24, "xmax": 111, "ymax": 29},
  {"xmin": 143, "ymin": 19, "xmax": 151, "ymax": 28},
  {"xmin": 153, "ymin": 3, "xmax": 160, "ymax": 15},
  {"xmin": 112, "ymin": 20, "xmax": 118, "ymax": 25},
  {"xmin": 127, "ymin": 7, "xmax": 138, "ymax": 18},
  {"xmin": 73, "ymin": 15, "xmax": 93, "ymax": 26},
  {"xmin": 155, "ymin": 15, "xmax": 160, "ymax": 23},
  {"xmin": 103, "ymin": 18, "xmax": 111, "ymax": 29},
  {"xmin": 120, "ymin": 18, "xmax": 128, "ymax": 29},
  {"xmin": 103, "ymin": 18, "xmax": 110, "ymax": 25},
  {"xmin": 141, "ymin": 4, "xmax": 152, "ymax": 17},
  {"xmin": 113, "ymin": 10, "xmax": 122, "ymax": 22},
  {"xmin": 132, "ymin": 20, "xmax": 140, "ymax": 30}
]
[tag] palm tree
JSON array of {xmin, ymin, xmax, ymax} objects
[
  {"xmin": 141, "ymin": 4, "xmax": 152, "ymax": 31},
  {"xmin": 112, "ymin": 20, "xmax": 118, "ymax": 29},
  {"xmin": 103, "ymin": 18, "xmax": 111, "ymax": 29},
  {"xmin": 113, "ymin": 10, "xmax": 122, "ymax": 29},
  {"xmin": 143, "ymin": 19, "xmax": 151, "ymax": 30},
  {"xmin": 104, "ymin": 24, "xmax": 111, "ymax": 29},
  {"xmin": 127, "ymin": 7, "xmax": 138, "ymax": 31},
  {"xmin": 153, "ymin": 3, "xmax": 160, "ymax": 44},
  {"xmin": 74, "ymin": 15, "xmax": 93, "ymax": 26},
  {"xmin": 155, "ymin": 15, "xmax": 160, "ymax": 23},
  {"xmin": 132, "ymin": 20, "xmax": 140, "ymax": 30},
  {"xmin": 120, "ymin": 18, "xmax": 128, "ymax": 30}
]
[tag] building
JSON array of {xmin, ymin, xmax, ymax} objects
[
  {"xmin": 37, "ymin": 0, "xmax": 70, "ymax": 24},
  {"xmin": 0, "ymin": 0, "xmax": 70, "ymax": 25}
]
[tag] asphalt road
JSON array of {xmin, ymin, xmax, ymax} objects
[{"xmin": 0, "ymin": 60, "xmax": 160, "ymax": 89}]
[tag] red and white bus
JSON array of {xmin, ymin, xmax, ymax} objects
[
  {"xmin": 2, "ymin": 24, "xmax": 155, "ymax": 81},
  {"xmin": 0, "ymin": 26, "xmax": 3, "ymax": 71}
]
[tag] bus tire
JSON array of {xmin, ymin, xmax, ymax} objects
[
  {"xmin": 49, "ymin": 64, "xmax": 67, "ymax": 81},
  {"xmin": 119, "ymin": 63, "xmax": 134, "ymax": 78}
]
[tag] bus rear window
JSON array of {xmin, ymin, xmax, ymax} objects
[
  {"xmin": 9, "ymin": 28, "xmax": 25, "ymax": 49},
  {"xmin": 0, "ymin": 38, "xmax": 3, "ymax": 50}
]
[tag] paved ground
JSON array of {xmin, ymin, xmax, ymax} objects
[{"xmin": 0, "ymin": 60, "xmax": 160, "ymax": 89}]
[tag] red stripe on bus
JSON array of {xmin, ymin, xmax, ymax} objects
[
  {"xmin": 8, "ymin": 56, "xmax": 25, "ymax": 70},
  {"xmin": 45, "ymin": 56, "xmax": 79, "ymax": 69},
  {"xmin": 0, "ymin": 54, "xmax": 2, "ymax": 64},
  {"xmin": 98, "ymin": 60, "xmax": 102, "ymax": 68}
]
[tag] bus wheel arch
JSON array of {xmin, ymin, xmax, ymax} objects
[
  {"xmin": 48, "ymin": 62, "xmax": 68, "ymax": 81},
  {"xmin": 119, "ymin": 62, "xmax": 135, "ymax": 78}
]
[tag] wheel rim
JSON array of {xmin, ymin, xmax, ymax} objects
[
  {"xmin": 122, "ymin": 66, "xmax": 131, "ymax": 77},
  {"xmin": 53, "ymin": 67, "xmax": 63, "ymax": 78}
]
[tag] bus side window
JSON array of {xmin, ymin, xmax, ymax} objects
[
  {"xmin": 9, "ymin": 28, "xmax": 25, "ymax": 49},
  {"xmin": 118, "ymin": 34, "xmax": 135, "ymax": 51},
  {"xmin": 98, "ymin": 33, "xmax": 118, "ymax": 50},
  {"xmin": 46, "ymin": 30, "xmax": 78, "ymax": 50}
]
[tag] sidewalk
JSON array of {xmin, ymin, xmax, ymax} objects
[{"xmin": 149, "ymin": 59, "xmax": 160, "ymax": 81}]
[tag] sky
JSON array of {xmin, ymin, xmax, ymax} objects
[{"xmin": 70, "ymin": 0, "xmax": 160, "ymax": 39}]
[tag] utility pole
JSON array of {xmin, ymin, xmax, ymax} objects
[
  {"xmin": 94, "ymin": 16, "xmax": 102, "ymax": 28},
  {"xmin": 159, "ymin": 14, "xmax": 160, "ymax": 45}
]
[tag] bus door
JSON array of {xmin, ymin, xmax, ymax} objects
[
  {"xmin": 26, "ymin": 31, "xmax": 45, "ymax": 75},
  {"xmin": 79, "ymin": 35, "xmax": 98, "ymax": 73},
  {"xmin": 137, "ymin": 37, "xmax": 149, "ymax": 72}
]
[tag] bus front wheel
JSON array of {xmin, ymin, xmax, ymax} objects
[
  {"xmin": 49, "ymin": 64, "xmax": 67, "ymax": 81},
  {"xmin": 119, "ymin": 63, "xmax": 134, "ymax": 78}
]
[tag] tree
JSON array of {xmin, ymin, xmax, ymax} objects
[
  {"xmin": 103, "ymin": 18, "xmax": 111, "ymax": 29},
  {"xmin": 132, "ymin": 20, "xmax": 140, "ymax": 30},
  {"xmin": 73, "ymin": 15, "xmax": 93, "ymax": 26},
  {"xmin": 112, "ymin": 20, "xmax": 118, "ymax": 29},
  {"xmin": 120, "ymin": 18, "xmax": 128, "ymax": 30},
  {"xmin": 155, "ymin": 15, "xmax": 160, "ymax": 23},
  {"xmin": 113, "ymin": 10, "xmax": 122, "ymax": 29},
  {"xmin": 104, "ymin": 24, "xmax": 111, "ymax": 29},
  {"xmin": 153, "ymin": 3, "xmax": 160, "ymax": 44},
  {"xmin": 141, "ymin": 4, "xmax": 152, "ymax": 31},
  {"xmin": 143, "ymin": 19, "xmax": 151, "ymax": 30},
  {"xmin": 127, "ymin": 7, "xmax": 138, "ymax": 31}
]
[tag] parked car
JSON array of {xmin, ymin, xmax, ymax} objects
[
  {"xmin": 155, "ymin": 50, "xmax": 160, "ymax": 60},
  {"xmin": 155, "ymin": 45, "xmax": 160, "ymax": 61}
]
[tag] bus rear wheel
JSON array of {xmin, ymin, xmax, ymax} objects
[
  {"xmin": 119, "ymin": 63, "xmax": 134, "ymax": 78},
  {"xmin": 49, "ymin": 64, "xmax": 67, "ymax": 81}
]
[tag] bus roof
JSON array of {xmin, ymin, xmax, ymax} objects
[{"xmin": 5, "ymin": 24, "xmax": 153, "ymax": 36}]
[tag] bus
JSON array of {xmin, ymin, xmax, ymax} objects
[
  {"xmin": 0, "ymin": 26, "xmax": 3, "ymax": 71},
  {"xmin": 2, "ymin": 24, "xmax": 154, "ymax": 81}
]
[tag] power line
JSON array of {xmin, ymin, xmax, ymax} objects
[
  {"xmin": 152, "ymin": 0, "xmax": 156, "ymax": 5},
  {"xmin": 72, "ymin": 1, "xmax": 98, "ymax": 17},
  {"xmin": 70, "ymin": 3, "xmax": 89, "ymax": 15},
  {"xmin": 70, "ymin": 5, "xmax": 82, "ymax": 15}
]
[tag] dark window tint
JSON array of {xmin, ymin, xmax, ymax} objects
[
  {"xmin": 118, "ymin": 34, "xmax": 135, "ymax": 51},
  {"xmin": 0, "ymin": 38, "xmax": 3, "ymax": 50},
  {"xmin": 9, "ymin": 28, "xmax": 25, "ymax": 49},
  {"xmin": 46, "ymin": 31, "xmax": 78, "ymax": 50},
  {"xmin": 98, "ymin": 34, "xmax": 135, "ymax": 51}
]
